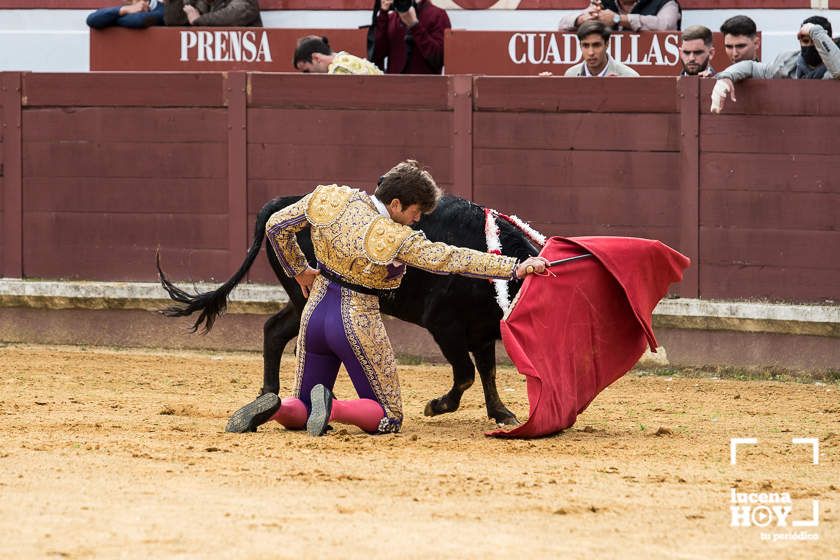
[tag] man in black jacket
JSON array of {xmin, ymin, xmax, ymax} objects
[{"xmin": 165, "ymin": 0, "xmax": 262, "ymax": 27}]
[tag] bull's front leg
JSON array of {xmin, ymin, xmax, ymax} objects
[
  {"xmin": 423, "ymin": 333, "xmax": 475, "ymax": 417},
  {"xmin": 473, "ymin": 341, "xmax": 518, "ymax": 425},
  {"xmin": 260, "ymin": 304, "xmax": 301, "ymax": 396}
]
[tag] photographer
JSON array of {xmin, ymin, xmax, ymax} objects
[{"xmin": 371, "ymin": 0, "xmax": 450, "ymax": 74}]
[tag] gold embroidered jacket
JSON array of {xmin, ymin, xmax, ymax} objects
[
  {"xmin": 266, "ymin": 184, "xmax": 518, "ymax": 291},
  {"xmin": 328, "ymin": 52, "xmax": 383, "ymax": 75}
]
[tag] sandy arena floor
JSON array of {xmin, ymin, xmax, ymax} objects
[{"xmin": 0, "ymin": 344, "xmax": 837, "ymax": 559}]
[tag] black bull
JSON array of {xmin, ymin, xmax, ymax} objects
[{"xmin": 157, "ymin": 195, "xmax": 539, "ymax": 425}]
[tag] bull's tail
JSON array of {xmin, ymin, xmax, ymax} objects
[{"xmin": 157, "ymin": 195, "xmax": 303, "ymax": 333}]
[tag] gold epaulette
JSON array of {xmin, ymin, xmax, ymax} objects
[
  {"xmin": 305, "ymin": 184, "xmax": 355, "ymax": 226},
  {"xmin": 363, "ymin": 216, "xmax": 421, "ymax": 265}
]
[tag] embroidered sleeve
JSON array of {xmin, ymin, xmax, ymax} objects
[
  {"xmin": 265, "ymin": 194, "xmax": 312, "ymax": 277},
  {"xmin": 396, "ymin": 234, "xmax": 518, "ymax": 280}
]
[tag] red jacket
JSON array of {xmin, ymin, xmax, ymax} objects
[{"xmin": 373, "ymin": 1, "xmax": 450, "ymax": 74}]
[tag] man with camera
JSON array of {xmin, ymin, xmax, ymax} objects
[{"xmin": 371, "ymin": 0, "xmax": 450, "ymax": 74}]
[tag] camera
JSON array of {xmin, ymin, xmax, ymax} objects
[{"xmin": 393, "ymin": 0, "xmax": 416, "ymax": 13}]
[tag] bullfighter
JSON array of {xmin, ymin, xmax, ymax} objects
[{"xmin": 225, "ymin": 160, "xmax": 548, "ymax": 436}]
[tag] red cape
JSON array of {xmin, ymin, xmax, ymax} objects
[{"xmin": 487, "ymin": 237, "xmax": 690, "ymax": 439}]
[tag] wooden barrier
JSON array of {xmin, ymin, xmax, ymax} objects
[
  {"xmin": 698, "ymin": 79, "xmax": 840, "ymax": 302},
  {"xmin": 0, "ymin": 71, "xmax": 838, "ymax": 304}
]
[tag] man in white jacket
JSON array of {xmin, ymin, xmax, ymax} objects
[
  {"xmin": 564, "ymin": 20, "xmax": 639, "ymax": 77},
  {"xmin": 711, "ymin": 16, "xmax": 840, "ymax": 113}
]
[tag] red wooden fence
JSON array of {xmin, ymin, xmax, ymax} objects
[{"xmin": 0, "ymin": 72, "xmax": 837, "ymax": 303}]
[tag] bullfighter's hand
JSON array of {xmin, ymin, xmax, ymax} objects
[
  {"xmin": 381, "ymin": 0, "xmax": 394, "ymax": 10},
  {"xmin": 184, "ymin": 4, "xmax": 200, "ymax": 24},
  {"xmin": 295, "ymin": 266, "xmax": 320, "ymax": 298},
  {"xmin": 710, "ymin": 78, "xmax": 735, "ymax": 114},
  {"xmin": 398, "ymin": 6, "xmax": 419, "ymax": 28},
  {"xmin": 515, "ymin": 256, "xmax": 550, "ymax": 279}
]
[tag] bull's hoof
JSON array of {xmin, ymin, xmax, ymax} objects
[
  {"xmin": 259, "ymin": 386, "xmax": 279, "ymax": 398},
  {"xmin": 492, "ymin": 412, "xmax": 520, "ymax": 426},
  {"xmin": 424, "ymin": 396, "xmax": 458, "ymax": 417}
]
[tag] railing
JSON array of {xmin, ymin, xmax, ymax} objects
[{"xmin": 1, "ymin": 72, "xmax": 837, "ymax": 303}]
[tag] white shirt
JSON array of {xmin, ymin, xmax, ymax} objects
[
  {"xmin": 583, "ymin": 59, "xmax": 611, "ymax": 77},
  {"xmin": 370, "ymin": 195, "xmax": 390, "ymax": 218}
]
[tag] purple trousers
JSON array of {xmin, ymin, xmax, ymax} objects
[{"xmin": 293, "ymin": 276, "xmax": 402, "ymax": 432}]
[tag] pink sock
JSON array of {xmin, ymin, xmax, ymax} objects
[
  {"xmin": 271, "ymin": 397, "xmax": 308, "ymax": 430},
  {"xmin": 331, "ymin": 399, "xmax": 385, "ymax": 433}
]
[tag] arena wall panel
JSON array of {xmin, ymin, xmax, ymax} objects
[
  {"xmin": 2, "ymin": 73, "xmax": 837, "ymax": 303},
  {"xmin": 700, "ymin": 153, "xmax": 840, "ymax": 194},
  {"xmin": 245, "ymin": 75, "xmax": 453, "ymax": 283},
  {"xmin": 19, "ymin": 74, "xmax": 230, "ymax": 282},
  {"xmin": 474, "ymin": 76, "xmax": 678, "ymax": 113},
  {"xmin": 1, "ymin": 72, "xmax": 23, "ymax": 279},
  {"xmin": 0, "ymin": 87, "xmax": 5, "ymax": 274},
  {"xmin": 472, "ymin": 77, "xmax": 682, "ymax": 267},
  {"xmin": 21, "ymin": 73, "xmax": 225, "ymax": 108},
  {"xmin": 698, "ymin": 79, "xmax": 840, "ymax": 303},
  {"xmin": 702, "ymin": 115, "xmax": 840, "ymax": 155}
]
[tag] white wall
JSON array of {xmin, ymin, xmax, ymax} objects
[{"xmin": 0, "ymin": 8, "xmax": 837, "ymax": 72}]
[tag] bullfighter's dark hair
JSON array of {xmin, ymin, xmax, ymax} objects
[
  {"xmin": 293, "ymin": 35, "xmax": 332, "ymax": 67},
  {"xmin": 375, "ymin": 160, "xmax": 441, "ymax": 214},
  {"xmin": 576, "ymin": 20, "xmax": 611, "ymax": 42},
  {"xmin": 720, "ymin": 15, "xmax": 757, "ymax": 38}
]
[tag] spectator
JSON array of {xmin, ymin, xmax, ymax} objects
[
  {"xmin": 86, "ymin": 0, "xmax": 164, "ymax": 29},
  {"xmin": 565, "ymin": 21, "xmax": 639, "ymax": 77},
  {"xmin": 559, "ymin": 0, "xmax": 681, "ymax": 32},
  {"xmin": 164, "ymin": 0, "xmax": 261, "ymax": 27},
  {"xmin": 293, "ymin": 36, "xmax": 383, "ymax": 75},
  {"xmin": 719, "ymin": 15, "xmax": 760, "ymax": 64},
  {"xmin": 711, "ymin": 17, "xmax": 840, "ymax": 113},
  {"xmin": 372, "ymin": 0, "xmax": 450, "ymax": 74},
  {"xmin": 679, "ymin": 25, "xmax": 715, "ymax": 76}
]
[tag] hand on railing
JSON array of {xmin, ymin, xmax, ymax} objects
[{"xmin": 710, "ymin": 78, "xmax": 736, "ymax": 114}]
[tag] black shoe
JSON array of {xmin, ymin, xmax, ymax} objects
[
  {"xmin": 307, "ymin": 384, "xmax": 334, "ymax": 437},
  {"xmin": 225, "ymin": 393, "xmax": 280, "ymax": 433}
]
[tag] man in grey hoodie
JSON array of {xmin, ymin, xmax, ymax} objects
[{"xmin": 711, "ymin": 16, "xmax": 840, "ymax": 113}]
